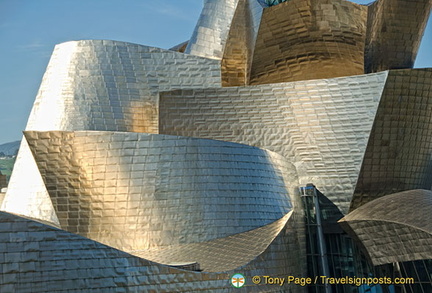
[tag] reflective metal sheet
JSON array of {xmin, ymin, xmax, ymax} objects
[
  {"xmin": 131, "ymin": 211, "xmax": 293, "ymax": 272},
  {"xmin": 365, "ymin": 0, "xmax": 432, "ymax": 73},
  {"xmin": 2, "ymin": 40, "xmax": 221, "ymax": 224},
  {"xmin": 160, "ymin": 72, "xmax": 388, "ymax": 214},
  {"xmin": 351, "ymin": 69, "xmax": 432, "ymax": 210},
  {"xmin": 221, "ymin": 0, "xmax": 263, "ymax": 86},
  {"xmin": 24, "ymin": 131, "xmax": 293, "ymax": 252},
  {"xmin": 249, "ymin": 0, "xmax": 367, "ymax": 84},
  {"xmin": 1, "ymin": 0, "xmax": 430, "ymax": 290},
  {"xmin": 185, "ymin": 0, "xmax": 240, "ymax": 59},
  {"xmin": 0, "ymin": 207, "xmax": 306, "ymax": 292},
  {"xmin": 340, "ymin": 189, "xmax": 432, "ymax": 266}
]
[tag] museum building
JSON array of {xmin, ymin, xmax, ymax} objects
[{"xmin": 1, "ymin": 0, "xmax": 431, "ymax": 292}]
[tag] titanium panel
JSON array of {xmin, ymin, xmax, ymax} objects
[
  {"xmin": 160, "ymin": 72, "xmax": 388, "ymax": 214},
  {"xmin": 339, "ymin": 189, "xmax": 432, "ymax": 266},
  {"xmin": 169, "ymin": 40, "xmax": 189, "ymax": 53},
  {"xmin": 185, "ymin": 0, "xmax": 240, "ymax": 59},
  {"xmin": 0, "ymin": 210, "xmax": 306, "ymax": 292},
  {"xmin": 365, "ymin": 0, "xmax": 432, "ymax": 73},
  {"xmin": 221, "ymin": 0, "xmax": 263, "ymax": 86},
  {"xmin": 24, "ymin": 131, "xmax": 293, "ymax": 252},
  {"xmin": 2, "ymin": 40, "xmax": 221, "ymax": 224},
  {"xmin": 25, "ymin": 40, "xmax": 220, "ymax": 133},
  {"xmin": 131, "ymin": 211, "xmax": 293, "ymax": 272},
  {"xmin": 351, "ymin": 69, "xmax": 432, "ymax": 210},
  {"xmin": 1, "ymin": 139, "xmax": 60, "ymax": 225},
  {"xmin": 249, "ymin": 0, "xmax": 367, "ymax": 85}
]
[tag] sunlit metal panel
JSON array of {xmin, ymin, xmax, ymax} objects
[
  {"xmin": 340, "ymin": 189, "xmax": 432, "ymax": 266},
  {"xmin": 2, "ymin": 40, "xmax": 221, "ymax": 225},
  {"xmin": 160, "ymin": 72, "xmax": 388, "ymax": 214}
]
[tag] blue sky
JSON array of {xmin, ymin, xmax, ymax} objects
[{"xmin": 0, "ymin": 0, "xmax": 431, "ymax": 144}]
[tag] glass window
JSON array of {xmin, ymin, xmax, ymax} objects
[{"xmin": 257, "ymin": 0, "xmax": 289, "ymax": 8}]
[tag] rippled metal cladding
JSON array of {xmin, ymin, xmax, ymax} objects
[{"xmin": 1, "ymin": 0, "xmax": 431, "ymax": 292}]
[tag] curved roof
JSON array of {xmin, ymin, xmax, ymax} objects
[{"xmin": 339, "ymin": 189, "xmax": 432, "ymax": 265}]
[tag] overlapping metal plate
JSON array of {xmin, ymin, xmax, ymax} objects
[
  {"xmin": 160, "ymin": 72, "xmax": 388, "ymax": 214},
  {"xmin": 340, "ymin": 189, "xmax": 432, "ymax": 266},
  {"xmin": 23, "ymin": 131, "xmax": 293, "ymax": 252},
  {"xmin": 2, "ymin": 40, "xmax": 221, "ymax": 225}
]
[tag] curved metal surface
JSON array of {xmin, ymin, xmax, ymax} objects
[
  {"xmin": 351, "ymin": 69, "xmax": 432, "ymax": 210},
  {"xmin": 24, "ymin": 131, "xmax": 293, "ymax": 251},
  {"xmin": 0, "ymin": 210, "xmax": 306, "ymax": 292},
  {"xmin": 221, "ymin": 0, "xmax": 263, "ymax": 86},
  {"xmin": 26, "ymin": 40, "xmax": 221, "ymax": 134},
  {"xmin": 131, "ymin": 211, "xmax": 293, "ymax": 272},
  {"xmin": 365, "ymin": 0, "xmax": 432, "ymax": 73},
  {"xmin": 339, "ymin": 189, "xmax": 432, "ymax": 266},
  {"xmin": 1, "ymin": 0, "xmax": 431, "ymax": 290},
  {"xmin": 249, "ymin": 0, "xmax": 367, "ymax": 84},
  {"xmin": 1, "ymin": 138, "xmax": 60, "ymax": 225},
  {"xmin": 169, "ymin": 40, "xmax": 189, "ymax": 53},
  {"xmin": 160, "ymin": 72, "xmax": 388, "ymax": 214},
  {"xmin": 2, "ymin": 40, "xmax": 221, "ymax": 224},
  {"xmin": 185, "ymin": 0, "xmax": 240, "ymax": 59}
]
